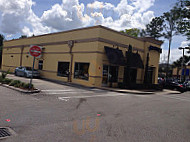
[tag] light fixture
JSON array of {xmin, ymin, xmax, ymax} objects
[{"xmin": 178, "ymin": 47, "xmax": 183, "ymax": 50}]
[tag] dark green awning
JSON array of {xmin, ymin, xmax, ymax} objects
[
  {"xmin": 104, "ymin": 46, "xmax": 126, "ymax": 66},
  {"xmin": 126, "ymin": 52, "xmax": 144, "ymax": 69}
]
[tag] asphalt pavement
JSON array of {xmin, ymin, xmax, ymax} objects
[{"xmin": 0, "ymin": 75, "xmax": 190, "ymax": 142}]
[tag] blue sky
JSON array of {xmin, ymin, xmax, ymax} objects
[{"xmin": 0, "ymin": 0, "xmax": 189, "ymax": 62}]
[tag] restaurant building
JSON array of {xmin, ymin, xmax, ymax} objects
[{"xmin": 1, "ymin": 25, "xmax": 163, "ymax": 87}]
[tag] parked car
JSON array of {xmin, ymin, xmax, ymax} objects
[
  {"xmin": 183, "ymin": 81, "xmax": 190, "ymax": 91},
  {"xmin": 158, "ymin": 77, "xmax": 165, "ymax": 85},
  {"xmin": 164, "ymin": 80, "xmax": 186, "ymax": 93},
  {"xmin": 14, "ymin": 66, "xmax": 40, "ymax": 78}
]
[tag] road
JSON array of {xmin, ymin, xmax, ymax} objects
[{"xmin": 0, "ymin": 75, "xmax": 190, "ymax": 142}]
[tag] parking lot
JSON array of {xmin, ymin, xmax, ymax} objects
[{"xmin": 0, "ymin": 75, "xmax": 190, "ymax": 142}]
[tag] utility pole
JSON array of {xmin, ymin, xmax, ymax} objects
[{"xmin": 178, "ymin": 46, "xmax": 190, "ymax": 82}]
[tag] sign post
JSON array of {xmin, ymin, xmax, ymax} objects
[
  {"xmin": 29, "ymin": 56, "xmax": 35, "ymax": 89},
  {"xmin": 29, "ymin": 45, "xmax": 42, "ymax": 89}
]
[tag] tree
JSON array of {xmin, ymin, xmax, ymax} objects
[
  {"xmin": 172, "ymin": 55, "xmax": 190, "ymax": 79},
  {"xmin": 143, "ymin": 5, "xmax": 185, "ymax": 78},
  {"xmin": 176, "ymin": 0, "xmax": 190, "ymax": 53},
  {"xmin": 121, "ymin": 28, "xmax": 140, "ymax": 37},
  {"xmin": 0, "ymin": 34, "xmax": 4, "ymax": 67},
  {"xmin": 141, "ymin": 17, "xmax": 164, "ymax": 39}
]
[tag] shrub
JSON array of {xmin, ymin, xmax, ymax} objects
[
  {"xmin": 9, "ymin": 80, "xmax": 21, "ymax": 86},
  {"xmin": 1, "ymin": 69, "xmax": 10, "ymax": 79},
  {"xmin": 2, "ymin": 78, "xmax": 13, "ymax": 84},
  {"xmin": 20, "ymin": 82, "xmax": 26, "ymax": 88},
  {"xmin": 23, "ymin": 83, "xmax": 34, "ymax": 89},
  {"xmin": 0, "ymin": 77, "xmax": 3, "ymax": 83}
]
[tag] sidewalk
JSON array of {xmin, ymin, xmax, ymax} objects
[
  {"xmin": 99, "ymin": 87, "xmax": 156, "ymax": 94},
  {"xmin": 98, "ymin": 87, "xmax": 181, "ymax": 95},
  {"xmin": 5, "ymin": 74, "xmax": 181, "ymax": 95}
]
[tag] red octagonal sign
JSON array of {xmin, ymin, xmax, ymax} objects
[{"xmin": 29, "ymin": 45, "xmax": 42, "ymax": 58}]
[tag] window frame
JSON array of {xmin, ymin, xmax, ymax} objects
[
  {"xmin": 74, "ymin": 62, "xmax": 90, "ymax": 80},
  {"xmin": 57, "ymin": 61, "xmax": 70, "ymax": 77},
  {"xmin": 38, "ymin": 60, "xmax": 43, "ymax": 70}
]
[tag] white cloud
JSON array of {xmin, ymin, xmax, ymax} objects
[
  {"xmin": 86, "ymin": 0, "xmax": 155, "ymax": 30},
  {"xmin": 160, "ymin": 47, "xmax": 189, "ymax": 64},
  {"xmin": 180, "ymin": 40, "xmax": 190, "ymax": 48},
  {"xmin": 41, "ymin": 0, "xmax": 86, "ymax": 31},
  {"xmin": 0, "ymin": 0, "xmax": 51, "ymax": 36},
  {"xmin": 131, "ymin": 0, "xmax": 155, "ymax": 13},
  {"xmin": 87, "ymin": 1, "xmax": 104, "ymax": 9},
  {"xmin": 0, "ymin": 0, "xmax": 33, "ymax": 34},
  {"xmin": 0, "ymin": 0, "xmax": 156, "ymax": 37},
  {"xmin": 115, "ymin": 0, "xmax": 134, "ymax": 16}
]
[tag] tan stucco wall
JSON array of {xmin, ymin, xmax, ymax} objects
[{"xmin": 2, "ymin": 26, "xmax": 162, "ymax": 87}]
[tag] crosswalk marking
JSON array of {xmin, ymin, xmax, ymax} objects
[
  {"xmin": 41, "ymin": 90, "xmax": 74, "ymax": 92},
  {"xmin": 58, "ymin": 93, "xmax": 128, "ymax": 99},
  {"xmin": 46, "ymin": 92, "xmax": 93, "ymax": 95}
]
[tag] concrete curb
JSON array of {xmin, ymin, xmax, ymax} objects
[
  {"xmin": 5, "ymin": 75, "xmax": 160, "ymax": 95},
  {"xmin": 163, "ymin": 89, "xmax": 181, "ymax": 94},
  {"xmin": 98, "ymin": 87, "xmax": 156, "ymax": 95},
  {"xmin": 0, "ymin": 83, "xmax": 41, "ymax": 94},
  {"xmin": 41, "ymin": 77, "xmax": 157, "ymax": 94}
]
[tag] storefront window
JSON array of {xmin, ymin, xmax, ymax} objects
[
  {"xmin": 102, "ymin": 65, "xmax": 118, "ymax": 85},
  {"xmin": 102, "ymin": 65, "xmax": 109, "ymax": 84},
  {"xmin": 74, "ymin": 63, "xmax": 89, "ymax": 80},
  {"xmin": 57, "ymin": 62, "xmax": 70, "ymax": 77},
  {"xmin": 38, "ymin": 60, "xmax": 43, "ymax": 70}
]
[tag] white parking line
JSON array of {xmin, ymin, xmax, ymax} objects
[
  {"xmin": 58, "ymin": 93, "xmax": 128, "ymax": 100},
  {"xmin": 59, "ymin": 98, "xmax": 69, "ymax": 101}
]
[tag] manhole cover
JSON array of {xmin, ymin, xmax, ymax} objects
[{"xmin": 0, "ymin": 127, "xmax": 16, "ymax": 140}]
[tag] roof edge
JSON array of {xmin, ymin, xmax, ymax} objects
[{"xmin": 4, "ymin": 25, "xmax": 163, "ymax": 46}]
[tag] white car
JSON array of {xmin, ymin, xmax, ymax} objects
[{"xmin": 14, "ymin": 66, "xmax": 40, "ymax": 78}]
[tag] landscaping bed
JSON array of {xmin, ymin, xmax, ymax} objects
[{"xmin": 0, "ymin": 71, "xmax": 40, "ymax": 93}]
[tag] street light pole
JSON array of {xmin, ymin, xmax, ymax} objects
[
  {"xmin": 178, "ymin": 47, "xmax": 190, "ymax": 82},
  {"xmin": 180, "ymin": 48, "xmax": 185, "ymax": 82}
]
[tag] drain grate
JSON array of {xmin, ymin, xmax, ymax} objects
[{"xmin": 0, "ymin": 128, "xmax": 11, "ymax": 138}]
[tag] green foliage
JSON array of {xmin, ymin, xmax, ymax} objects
[
  {"xmin": 0, "ymin": 34, "xmax": 4, "ymax": 67},
  {"xmin": 0, "ymin": 77, "xmax": 34, "ymax": 90},
  {"xmin": 0, "ymin": 34, "xmax": 4, "ymax": 47},
  {"xmin": 172, "ymin": 55, "xmax": 190, "ymax": 67},
  {"xmin": 121, "ymin": 28, "xmax": 140, "ymax": 37},
  {"xmin": 176, "ymin": 0, "xmax": 190, "ymax": 53},
  {"xmin": 142, "ymin": 17, "xmax": 164, "ymax": 39},
  {"xmin": 1, "ymin": 69, "xmax": 10, "ymax": 79},
  {"xmin": 143, "ymin": 3, "xmax": 190, "ymax": 77},
  {"xmin": 22, "ymin": 83, "xmax": 33, "ymax": 89},
  {"xmin": 2, "ymin": 78, "xmax": 13, "ymax": 84},
  {"xmin": 9, "ymin": 80, "xmax": 21, "ymax": 86},
  {"xmin": 0, "ymin": 77, "xmax": 3, "ymax": 82}
]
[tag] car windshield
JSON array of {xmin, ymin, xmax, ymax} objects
[{"xmin": 25, "ymin": 67, "xmax": 37, "ymax": 71}]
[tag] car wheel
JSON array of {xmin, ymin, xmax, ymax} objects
[{"xmin": 15, "ymin": 71, "xmax": 18, "ymax": 76}]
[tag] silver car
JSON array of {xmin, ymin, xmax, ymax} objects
[{"xmin": 14, "ymin": 66, "xmax": 40, "ymax": 78}]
